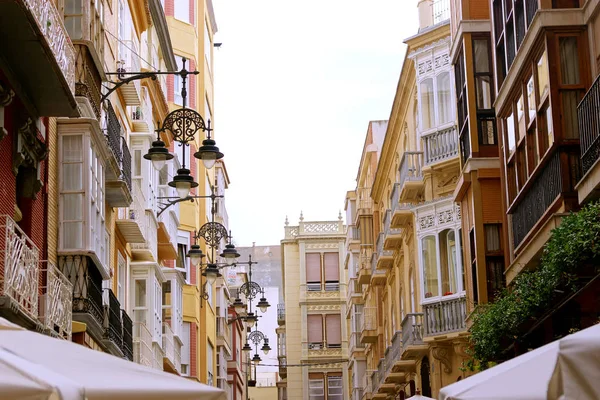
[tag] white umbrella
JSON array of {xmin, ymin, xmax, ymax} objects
[
  {"xmin": 438, "ymin": 340, "xmax": 559, "ymax": 400},
  {"xmin": 0, "ymin": 317, "xmax": 225, "ymax": 400},
  {"xmin": 407, "ymin": 390, "xmax": 436, "ymax": 400},
  {"xmin": 547, "ymin": 324, "xmax": 600, "ymax": 400}
]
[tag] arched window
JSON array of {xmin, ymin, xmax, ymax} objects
[{"xmin": 421, "ymin": 236, "xmax": 439, "ymax": 298}]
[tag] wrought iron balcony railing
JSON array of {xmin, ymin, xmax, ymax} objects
[
  {"xmin": 120, "ymin": 136, "xmax": 132, "ymax": 191},
  {"xmin": 59, "ymin": 255, "xmax": 104, "ymax": 330},
  {"xmin": 580, "ymin": 74, "xmax": 600, "ymax": 176},
  {"xmin": 0, "ymin": 215, "xmax": 40, "ymax": 321},
  {"xmin": 422, "ymin": 125, "xmax": 458, "ymax": 165},
  {"xmin": 40, "ymin": 262, "xmax": 73, "ymax": 340},
  {"xmin": 103, "ymin": 289, "xmax": 123, "ymax": 348},
  {"xmin": 122, "ymin": 309, "xmax": 133, "ymax": 361},
  {"xmin": 105, "ymin": 100, "xmax": 123, "ymax": 163},
  {"xmin": 423, "ymin": 295, "xmax": 467, "ymax": 336},
  {"xmin": 401, "ymin": 313, "xmax": 424, "ymax": 351}
]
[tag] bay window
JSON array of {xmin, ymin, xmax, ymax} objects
[
  {"xmin": 437, "ymin": 72, "xmax": 452, "ymax": 124},
  {"xmin": 59, "ymin": 131, "xmax": 108, "ymax": 278},
  {"xmin": 420, "ymin": 228, "xmax": 464, "ymax": 302}
]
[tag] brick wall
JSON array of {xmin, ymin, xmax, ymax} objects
[
  {"xmin": 47, "ymin": 117, "xmax": 58, "ymax": 264},
  {"xmin": 0, "ymin": 102, "xmax": 16, "ymax": 217},
  {"xmin": 191, "ymin": 321, "xmax": 198, "ymax": 377}
]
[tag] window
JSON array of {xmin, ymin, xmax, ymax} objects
[
  {"xmin": 176, "ymin": 231, "xmax": 190, "ymax": 283},
  {"xmin": 327, "ymin": 376, "xmax": 343, "ymax": 400},
  {"xmin": 174, "ymin": 0, "xmax": 190, "ymax": 23},
  {"xmin": 64, "ymin": 0, "xmax": 84, "ymax": 39},
  {"xmin": 484, "ymin": 224, "xmax": 505, "ymax": 301},
  {"xmin": 455, "ymin": 47, "xmax": 470, "ymax": 163},
  {"xmin": 421, "ymin": 236, "xmax": 439, "ymax": 298},
  {"xmin": 207, "ymin": 342, "xmax": 214, "ymax": 386},
  {"xmin": 473, "ymin": 37, "xmax": 497, "ymax": 148},
  {"xmin": 558, "ymin": 36, "xmax": 584, "ymax": 140},
  {"xmin": 308, "ymin": 315, "xmax": 323, "ymax": 349},
  {"xmin": 420, "ymin": 78, "xmax": 435, "ymax": 130},
  {"xmin": 420, "ymin": 227, "xmax": 464, "ymax": 301},
  {"xmin": 325, "ymin": 314, "xmax": 341, "ymax": 348},
  {"xmin": 469, "ymin": 228, "xmax": 478, "ymax": 305},
  {"xmin": 323, "ymin": 253, "xmax": 339, "ymax": 291},
  {"xmin": 181, "ymin": 322, "xmax": 190, "ymax": 375},
  {"xmin": 59, "ymin": 133, "xmax": 107, "ymax": 270},
  {"xmin": 306, "ymin": 253, "xmax": 322, "ymax": 290},
  {"xmin": 437, "ymin": 72, "xmax": 452, "ymax": 124},
  {"xmin": 174, "ymin": 56, "xmax": 185, "ymax": 105},
  {"xmin": 117, "ymin": 252, "xmax": 127, "ymax": 306},
  {"xmin": 309, "ymin": 377, "xmax": 325, "ymax": 400}
]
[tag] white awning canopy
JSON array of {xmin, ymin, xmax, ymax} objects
[{"xmin": 0, "ymin": 317, "xmax": 225, "ymax": 400}]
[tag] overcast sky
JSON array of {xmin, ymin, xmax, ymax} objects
[{"xmin": 212, "ymin": 0, "xmax": 419, "ymax": 246}]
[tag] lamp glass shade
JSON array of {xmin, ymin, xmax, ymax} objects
[
  {"xmin": 245, "ymin": 314, "xmax": 256, "ymax": 328},
  {"xmin": 151, "ymin": 157, "xmax": 167, "ymax": 171},
  {"xmin": 242, "ymin": 343, "xmax": 252, "ymax": 353},
  {"xmin": 226, "ymin": 257, "xmax": 235, "ymax": 266},
  {"xmin": 203, "ymin": 158, "xmax": 216, "ymax": 169},
  {"xmin": 259, "ymin": 305, "xmax": 268, "ymax": 313},
  {"xmin": 175, "ymin": 182, "xmax": 191, "ymax": 199},
  {"xmin": 190, "ymin": 254, "xmax": 202, "ymax": 267},
  {"xmin": 206, "ymin": 270, "xmax": 217, "ymax": 284},
  {"xmin": 252, "ymin": 354, "xmax": 261, "ymax": 364},
  {"xmin": 262, "ymin": 345, "xmax": 271, "ymax": 355},
  {"xmin": 235, "ymin": 304, "xmax": 246, "ymax": 314}
]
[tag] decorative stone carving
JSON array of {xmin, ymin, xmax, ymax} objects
[
  {"xmin": 0, "ymin": 81, "xmax": 15, "ymax": 142},
  {"xmin": 307, "ymin": 304, "xmax": 341, "ymax": 311},
  {"xmin": 432, "ymin": 346, "xmax": 453, "ymax": 374},
  {"xmin": 434, "ymin": 54, "xmax": 450, "ymax": 69},
  {"xmin": 418, "ymin": 215, "xmax": 435, "ymax": 230},
  {"xmin": 308, "ymin": 348, "xmax": 343, "ymax": 358},
  {"xmin": 452, "ymin": 340, "xmax": 470, "ymax": 359},
  {"xmin": 306, "ymin": 243, "xmax": 339, "ymax": 250},
  {"xmin": 12, "ymin": 118, "xmax": 47, "ymax": 198}
]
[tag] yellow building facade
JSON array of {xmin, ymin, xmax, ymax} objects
[
  {"xmin": 280, "ymin": 216, "xmax": 349, "ymax": 400},
  {"xmin": 345, "ymin": 2, "xmax": 473, "ymax": 399}
]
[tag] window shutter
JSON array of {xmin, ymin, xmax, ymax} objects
[
  {"xmin": 307, "ymin": 315, "xmax": 323, "ymax": 343},
  {"xmin": 323, "ymin": 253, "xmax": 339, "ymax": 282},
  {"xmin": 326, "ymin": 314, "xmax": 341, "ymax": 347},
  {"xmin": 306, "ymin": 253, "xmax": 321, "ymax": 283}
]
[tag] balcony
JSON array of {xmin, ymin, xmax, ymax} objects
[
  {"xmin": 65, "ymin": 0, "xmax": 105, "ymax": 73},
  {"xmin": 432, "ymin": 0, "xmax": 450, "ymax": 25},
  {"xmin": 279, "ymin": 357, "xmax": 287, "ymax": 379},
  {"xmin": 401, "ymin": 313, "xmax": 427, "ymax": 359},
  {"xmin": 362, "ymin": 372, "xmax": 374, "ymax": 399},
  {"xmin": 105, "ymin": 100, "xmax": 132, "ymax": 208},
  {"xmin": 384, "ymin": 331, "xmax": 406, "ymax": 383},
  {"xmin": 391, "ymin": 183, "xmax": 413, "ymax": 228},
  {"xmin": 577, "ymin": 74, "xmax": 600, "ymax": 204},
  {"xmin": 347, "ymin": 278, "xmax": 363, "ymax": 306},
  {"xmin": 0, "ymin": 215, "xmax": 40, "ymax": 327},
  {"xmin": 131, "ymin": 210, "xmax": 159, "ymax": 262},
  {"xmin": 423, "ymin": 295, "xmax": 467, "ymax": 337},
  {"xmin": 349, "ymin": 332, "xmax": 364, "ymax": 355},
  {"xmin": 306, "ymin": 341, "xmax": 343, "ymax": 358},
  {"xmin": 422, "ymin": 125, "xmax": 458, "ymax": 166},
  {"xmin": 163, "ymin": 322, "xmax": 181, "ymax": 373},
  {"xmin": 122, "ymin": 310, "xmax": 133, "ymax": 361},
  {"xmin": 397, "ymin": 152, "xmax": 424, "ymax": 202},
  {"xmin": 134, "ymin": 321, "xmax": 153, "ymax": 367},
  {"xmin": 510, "ymin": 150, "xmax": 572, "ymax": 249},
  {"xmin": 0, "ymin": 0, "xmax": 77, "ymax": 116},
  {"xmin": 346, "ymin": 225, "xmax": 361, "ymax": 251},
  {"xmin": 102, "ymin": 289, "xmax": 124, "ymax": 357},
  {"xmin": 216, "ymin": 316, "xmax": 231, "ymax": 353},
  {"xmin": 277, "ymin": 303, "xmax": 285, "ymax": 325},
  {"xmin": 59, "ymin": 255, "xmax": 105, "ymax": 342},
  {"xmin": 382, "ymin": 210, "xmax": 402, "ymax": 250},
  {"xmin": 372, "ymin": 233, "xmax": 392, "ymax": 277},
  {"xmin": 357, "ymin": 247, "xmax": 373, "ymax": 285},
  {"xmin": 360, "ymin": 306, "xmax": 377, "ymax": 344},
  {"xmin": 115, "ymin": 180, "xmax": 146, "ymax": 244},
  {"xmin": 356, "ymin": 187, "xmax": 373, "ymax": 223},
  {"xmin": 131, "ymin": 87, "xmax": 153, "ymax": 132},
  {"xmin": 119, "ymin": 40, "xmax": 142, "ymax": 106},
  {"xmin": 39, "ymin": 262, "xmax": 73, "ymax": 340}
]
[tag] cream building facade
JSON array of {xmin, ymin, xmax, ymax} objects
[{"xmin": 279, "ymin": 216, "xmax": 348, "ymax": 400}]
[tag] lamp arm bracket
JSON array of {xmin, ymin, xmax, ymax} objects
[
  {"xmin": 101, "ymin": 72, "xmax": 158, "ymax": 103},
  {"xmin": 156, "ymin": 194, "xmax": 224, "ymax": 218}
]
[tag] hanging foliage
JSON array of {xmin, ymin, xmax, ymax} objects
[{"xmin": 468, "ymin": 200, "xmax": 600, "ymax": 367}]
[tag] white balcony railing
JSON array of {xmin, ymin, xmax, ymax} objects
[
  {"xmin": 153, "ymin": 342, "xmax": 164, "ymax": 370},
  {"xmin": 174, "ymin": 338, "xmax": 182, "ymax": 373},
  {"xmin": 432, "ymin": 0, "xmax": 450, "ymax": 24},
  {"xmin": 362, "ymin": 307, "xmax": 377, "ymax": 331},
  {"xmin": 25, "ymin": 0, "xmax": 76, "ymax": 92},
  {"xmin": 162, "ymin": 322, "xmax": 175, "ymax": 367},
  {"xmin": 0, "ymin": 215, "xmax": 40, "ymax": 320},
  {"xmin": 39, "ymin": 262, "xmax": 73, "ymax": 340},
  {"xmin": 133, "ymin": 321, "xmax": 153, "ymax": 367},
  {"xmin": 422, "ymin": 125, "xmax": 458, "ymax": 165}
]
